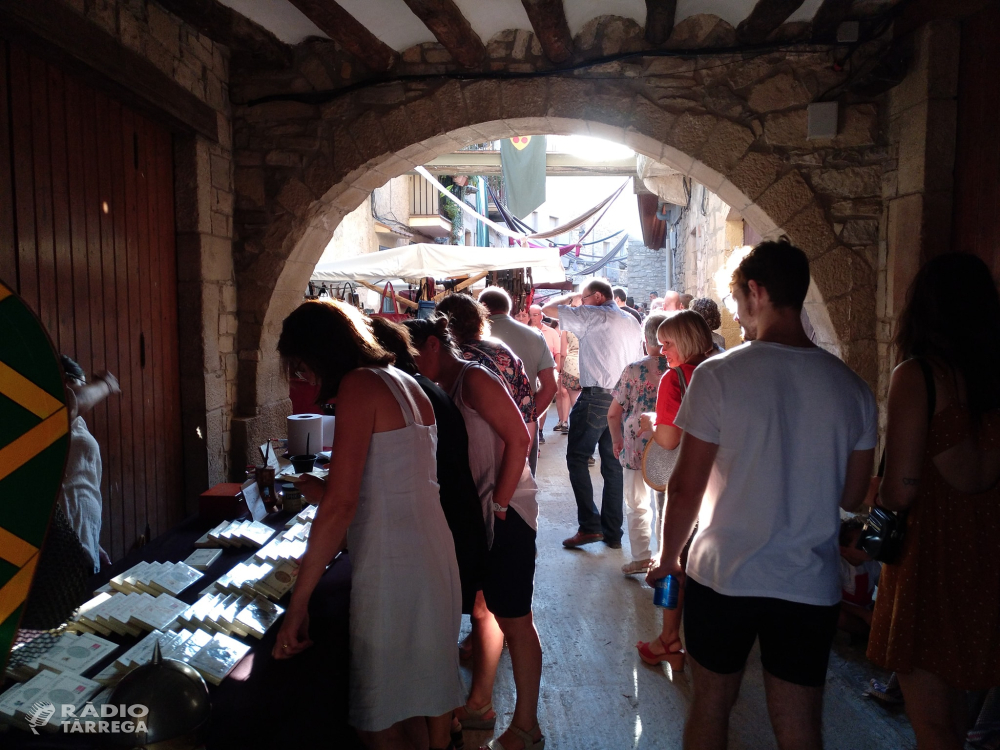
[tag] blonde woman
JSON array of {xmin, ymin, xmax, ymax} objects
[{"xmin": 636, "ymin": 310, "xmax": 716, "ymax": 670}]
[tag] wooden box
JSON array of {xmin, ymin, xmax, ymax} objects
[{"xmin": 199, "ymin": 483, "xmax": 247, "ymax": 524}]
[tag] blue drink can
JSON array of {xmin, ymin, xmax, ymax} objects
[{"xmin": 653, "ymin": 575, "xmax": 680, "ymax": 609}]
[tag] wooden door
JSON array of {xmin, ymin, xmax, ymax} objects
[{"xmin": 0, "ymin": 41, "xmax": 183, "ymax": 561}]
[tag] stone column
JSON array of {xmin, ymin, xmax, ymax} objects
[{"xmin": 877, "ymin": 20, "xmax": 960, "ymax": 430}]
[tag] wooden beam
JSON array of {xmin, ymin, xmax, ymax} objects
[
  {"xmin": 153, "ymin": 0, "xmax": 291, "ymax": 68},
  {"xmin": 0, "ymin": 0, "xmax": 218, "ymax": 141},
  {"xmin": 644, "ymin": 0, "xmax": 678, "ymax": 45},
  {"xmin": 736, "ymin": 0, "xmax": 806, "ymax": 44},
  {"xmin": 810, "ymin": 0, "xmax": 852, "ymax": 40},
  {"xmin": 401, "ymin": 0, "xmax": 486, "ymax": 68},
  {"xmin": 520, "ymin": 0, "xmax": 574, "ymax": 63},
  {"xmin": 432, "ymin": 272, "xmax": 488, "ymax": 301},
  {"xmin": 285, "ymin": 0, "xmax": 398, "ymax": 73}
]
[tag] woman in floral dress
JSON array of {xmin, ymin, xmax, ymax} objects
[{"xmin": 607, "ymin": 312, "xmax": 670, "ymax": 576}]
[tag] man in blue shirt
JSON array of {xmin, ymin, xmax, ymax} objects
[{"xmin": 543, "ymin": 279, "xmax": 643, "ymax": 548}]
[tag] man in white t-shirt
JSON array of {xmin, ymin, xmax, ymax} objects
[{"xmin": 648, "ymin": 240, "xmax": 877, "ymax": 750}]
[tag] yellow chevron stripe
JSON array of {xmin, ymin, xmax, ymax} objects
[
  {"xmin": 0, "ymin": 552, "xmax": 37, "ymax": 625},
  {"xmin": 0, "ymin": 361, "xmax": 64, "ymax": 419},
  {"xmin": 0, "ymin": 407, "xmax": 69, "ymax": 483},
  {"xmin": 0, "ymin": 527, "xmax": 37, "ymax": 567}
]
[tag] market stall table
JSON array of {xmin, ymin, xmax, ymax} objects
[{"xmin": 3, "ymin": 510, "xmax": 362, "ymax": 750}]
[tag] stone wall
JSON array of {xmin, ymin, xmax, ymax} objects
[
  {"xmin": 59, "ymin": 0, "xmax": 236, "ymax": 497},
  {"xmin": 625, "ymin": 239, "xmax": 667, "ymax": 303},
  {"xmin": 226, "ymin": 14, "xmax": 892, "ymax": 466},
  {"xmin": 877, "ymin": 20, "xmax": 960, "ymax": 436}
]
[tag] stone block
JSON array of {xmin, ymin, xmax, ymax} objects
[
  {"xmin": 243, "ymin": 100, "xmax": 317, "ymax": 123},
  {"xmin": 331, "ymin": 125, "xmax": 363, "ymax": 175},
  {"xmin": 210, "ymin": 153, "xmax": 230, "ymax": 190},
  {"xmin": 895, "ymin": 101, "xmax": 927, "ymax": 196},
  {"xmin": 431, "ymin": 80, "xmax": 469, "ymax": 133},
  {"xmin": 836, "ymin": 104, "xmax": 878, "ymax": 148},
  {"xmin": 715, "ymin": 179, "xmax": 753, "ymax": 211},
  {"xmin": 211, "ymin": 211, "xmax": 228, "ymax": 237},
  {"xmin": 809, "ymin": 245, "xmax": 854, "ymax": 300},
  {"xmin": 840, "ymin": 219, "xmax": 879, "ymax": 246},
  {"xmin": 628, "ymin": 96, "xmax": 676, "ymax": 144},
  {"xmin": 747, "ymin": 73, "xmax": 811, "ymax": 113},
  {"xmin": 666, "ymin": 111, "xmax": 717, "ymax": 159},
  {"xmin": 782, "ymin": 202, "xmax": 837, "ymax": 259},
  {"xmin": 202, "ymin": 235, "xmax": 234, "ymax": 282},
  {"xmin": 512, "ymin": 29, "xmax": 531, "ymax": 60},
  {"xmin": 499, "ymin": 78, "xmax": 548, "ymax": 121},
  {"xmin": 402, "ymin": 45, "xmax": 422, "ymax": 64},
  {"xmin": 234, "ymin": 167, "xmax": 266, "ymax": 208},
  {"xmin": 845, "ymin": 338, "xmax": 877, "ymax": 388},
  {"xmin": 404, "ymin": 96, "xmax": 447, "ymax": 143},
  {"xmin": 886, "ymin": 194, "xmax": 924, "ymax": 316},
  {"xmin": 298, "ymin": 54, "xmax": 334, "ymax": 91},
  {"xmin": 809, "ymin": 166, "xmax": 881, "ymax": 198},
  {"xmin": 275, "ymin": 178, "xmax": 316, "ymax": 217},
  {"xmin": 546, "ymin": 78, "xmax": 596, "ymax": 121},
  {"xmin": 755, "ymin": 170, "xmax": 813, "ymax": 227},
  {"xmin": 666, "ymin": 14, "xmax": 737, "ymax": 49},
  {"xmin": 924, "ymin": 99, "xmax": 957, "ymax": 191},
  {"xmin": 87, "ymin": 0, "xmax": 117, "ymax": 36},
  {"xmin": 348, "ymin": 110, "xmax": 391, "ymax": 162},
  {"xmin": 461, "ymin": 79, "xmax": 502, "ymax": 123},
  {"xmin": 698, "ymin": 119, "xmax": 754, "ymax": 176}
]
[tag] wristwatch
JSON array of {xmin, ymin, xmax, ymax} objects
[{"xmin": 491, "ymin": 502, "xmax": 508, "ymax": 513}]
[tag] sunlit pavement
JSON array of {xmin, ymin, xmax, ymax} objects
[{"xmin": 457, "ymin": 413, "xmax": 915, "ymax": 750}]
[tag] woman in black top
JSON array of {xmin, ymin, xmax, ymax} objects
[{"xmin": 370, "ymin": 317, "xmax": 488, "ymax": 614}]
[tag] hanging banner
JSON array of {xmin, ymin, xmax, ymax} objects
[{"xmin": 501, "ymin": 135, "xmax": 546, "ymax": 220}]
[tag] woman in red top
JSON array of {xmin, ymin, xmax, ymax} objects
[{"xmin": 637, "ymin": 310, "xmax": 716, "ymax": 671}]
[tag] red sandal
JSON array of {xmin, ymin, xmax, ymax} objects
[{"xmin": 636, "ymin": 635, "xmax": 685, "ymax": 672}]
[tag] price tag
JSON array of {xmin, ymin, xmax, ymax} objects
[{"xmin": 241, "ymin": 479, "xmax": 267, "ymax": 522}]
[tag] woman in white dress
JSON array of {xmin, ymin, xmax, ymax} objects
[
  {"xmin": 272, "ymin": 300, "xmax": 464, "ymax": 750},
  {"xmin": 406, "ymin": 315, "xmax": 544, "ymax": 750}
]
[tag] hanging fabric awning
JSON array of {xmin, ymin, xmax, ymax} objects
[
  {"xmin": 310, "ymin": 243, "xmax": 566, "ymax": 284},
  {"xmin": 573, "ymin": 236, "xmax": 628, "ymax": 276},
  {"xmin": 414, "ymin": 166, "xmax": 628, "ymax": 242}
]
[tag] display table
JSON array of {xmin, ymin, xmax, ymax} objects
[{"xmin": 3, "ymin": 510, "xmax": 363, "ymax": 750}]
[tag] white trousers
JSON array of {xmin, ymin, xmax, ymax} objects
[{"xmin": 623, "ymin": 467, "xmax": 665, "ymax": 562}]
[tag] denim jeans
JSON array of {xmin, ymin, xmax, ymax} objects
[{"xmin": 566, "ymin": 389, "xmax": 624, "ymax": 541}]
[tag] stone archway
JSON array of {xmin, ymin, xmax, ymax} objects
[{"xmin": 231, "ymin": 67, "xmax": 883, "ymax": 465}]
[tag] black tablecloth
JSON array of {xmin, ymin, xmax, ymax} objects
[{"xmin": 3, "ymin": 511, "xmax": 363, "ymax": 750}]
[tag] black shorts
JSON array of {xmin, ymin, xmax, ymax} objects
[
  {"xmin": 482, "ymin": 507, "xmax": 536, "ymax": 619},
  {"xmin": 683, "ymin": 578, "xmax": 840, "ymax": 687}
]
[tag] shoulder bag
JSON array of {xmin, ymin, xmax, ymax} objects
[
  {"xmin": 858, "ymin": 358, "xmax": 936, "ymax": 563},
  {"xmin": 642, "ymin": 367, "xmax": 688, "ymax": 492}
]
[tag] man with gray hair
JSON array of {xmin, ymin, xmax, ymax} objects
[
  {"xmin": 479, "ymin": 286, "xmax": 557, "ymax": 475},
  {"xmin": 542, "ymin": 279, "xmax": 643, "ymax": 549},
  {"xmin": 606, "ymin": 311, "xmax": 671, "ymax": 574}
]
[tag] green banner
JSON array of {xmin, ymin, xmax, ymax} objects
[{"xmin": 501, "ymin": 135, "xmax": 546, "ymax": 220}]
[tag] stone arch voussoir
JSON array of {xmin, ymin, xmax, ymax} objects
[{"xmin": 231, "ymin": 71, "xmax": 880, "ymax": 466}]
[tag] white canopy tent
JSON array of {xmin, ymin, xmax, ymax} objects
[{"xmin": 310, "ymin": 243, "xmax": 566, "ymax": 284}]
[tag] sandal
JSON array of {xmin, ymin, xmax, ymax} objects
[
  {"xmin": 455, "ymin": 701, "xmax": 496, "ymax": 730},
  {"xmin": 483, "ymin": 723, "xmax": 545, "ymax": 750},
  {"xmin": 636, "ymin": 635, "xmax": 685, "ymax": 671}
]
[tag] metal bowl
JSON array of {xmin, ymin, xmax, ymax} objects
[{"xmin": 106, "ymin": 641, "xmax": 211, "ymax": 749}]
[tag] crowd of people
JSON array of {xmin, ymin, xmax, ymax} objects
[{"xmin": 267, "ymin": 241, "xmax": 999, "ymax": 750}]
